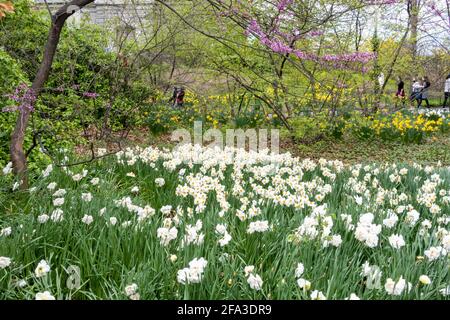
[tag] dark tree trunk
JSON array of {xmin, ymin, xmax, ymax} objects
[{"xmin": 10, "ymin": 0, "xmax": 95, "ymax": 189}]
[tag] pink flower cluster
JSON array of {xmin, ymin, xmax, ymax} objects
[
  {"xmin": 246, "ymin": 18, "xmax": 377, "ymax": 67},
  {"xmin": 267, "ymin": 39, "xmax": 293, "ymax": 55},
  {"xmin": 276, "ymin": 0, "xmax": 294, "ymax": 11},
  {"xmin": 246, "ymin": 20, "xmax": 297, "ymax": 54},
  {"xmin": 364, "ymin": 0, "xmax": 399, "ymax": 4},
  {"xmin": 82, "ymin": 92, "xmax": 99, "ymax": 99},
  {"xmin": 321, "ymin": 52, "xmax": 377, "ymax": 64},
  {"xmin": 3, "ymin": 83, "xmax": 36, "ymax": 113},
  {"xmin": 307, "ymin": 30, "xmax": 324, "ymax": 37},
  {"xmin": 245, "ymin": 19, "xmax": 265, "ymax": 38},
  {"xmin": 244, "ymin": 0, "xmax": 378, "ymax": 68}
]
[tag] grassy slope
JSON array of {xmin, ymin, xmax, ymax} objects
[
  {"xmin": 145, "ymin": 131, "xmax": 450, "ymax": 166},
  {"xmin": 283, "ymin": 133, "xmax": 450, "ymax": 166}
]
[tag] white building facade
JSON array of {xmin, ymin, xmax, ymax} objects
[{"xmin": 34, "ymin": 0, "xmax": 154, "ymax": 27}]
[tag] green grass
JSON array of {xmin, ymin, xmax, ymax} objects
[
  {"xmin": 291, "ymin": 133, "xmax": 450, "ymax": 166},
  {"xmin": 0, "ymin": 145, "xmax": 449, "ymax": 300}
]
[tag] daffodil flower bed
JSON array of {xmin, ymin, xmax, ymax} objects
[
  {"xmin": 324, "ymin": 109, "xmax": 450, "ymax": 144},
  {"xmin": 1, "ymin": 144, "xmax": 449, "ymax": 300},
  {"xmin": 370, "ymin": 112, "xmax": 448, "ymax": 143}
]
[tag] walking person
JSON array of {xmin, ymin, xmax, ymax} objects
[
  {"xmin": 168, "ymin": 86, "xmax": 179, "ymax": 108},
  {"xmin": 395, "ymin": 76, "xmax": 406, "ymax": 107},
  {"xmin": 175, "ymin": 87, "xmax": 185, "ymax": 108},
  {"xmin": 419, "ymin": 76, "xmax": 431, "ymax": 108},
  {"xmin": 444, "ymin": 74, "xmax": 450, "ymax": 108},
  {"xmin": 411, "ymin": 78, "xmax": 423, "ymax": 108}
]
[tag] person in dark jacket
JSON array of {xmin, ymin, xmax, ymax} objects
[
  {"xmin": 168, "ymin": 86, "xmax": 179, "ymax": 107},
  {"xmin": 418, "ymin": 76, "xmax": 431, "ymax": 108},
  {"xmin": 168, "ymin": 86, "xmax": 186, "ymax": 108},
  {"xmin": 395, "ymin": 76, "xmax": 406, "ymax": 107},
  {"xmin": 176, "ymin": 87, "xmax": 185, "ymax": 108}
]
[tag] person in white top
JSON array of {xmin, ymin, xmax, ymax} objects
[
  {"xmin": 411, "ymin": 79, "xmax": 424, "ymax": 108},
  {"xmin": 444, "ymin": 74, "xmax": 450, "ymax": 108}
]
